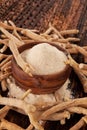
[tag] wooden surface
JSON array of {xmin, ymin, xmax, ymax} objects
[
  {"xmin": 0, "ymin": 0, "xmax": 87, "ymax": 39},
  {"xmin": 0, "ymin": 0, "xmax": 87, "ymax": 48},
  {"xmin": 0, "ymin": 0, "xmax": 87, "ymax": 130}
]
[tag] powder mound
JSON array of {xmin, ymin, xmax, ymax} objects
[{"xmin": 21, "ymin": 43, "xmax": 67, "ymax": 75}]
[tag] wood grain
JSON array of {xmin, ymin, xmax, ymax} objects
[{"xmin": 0, "ymin": 0, "xmax": 86, "ymax": 45}]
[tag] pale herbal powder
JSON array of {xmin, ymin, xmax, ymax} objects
[
  {"xmin": 7, "ymin": 77, "xmax": 72, "ymax": 109},
  {"xmin": 21, "ymin": 43, "xmax": 67, "ymax": 75}
]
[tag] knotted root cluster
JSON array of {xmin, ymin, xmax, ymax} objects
[{"xmin": 0, "ymin": 21, "xmax": 87, "ymax": 130}]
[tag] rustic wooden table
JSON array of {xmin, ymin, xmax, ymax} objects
[
  {"xmin": 0, "ymin": 0, "xmax": 87, "ymax": 42},
  {"xmin": 0, "ymin": 0, "xmax": 87, "ymax": 129}
]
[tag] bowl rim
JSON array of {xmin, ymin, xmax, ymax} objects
[
  {"xmin": 12, "ymin": 41, "xmax": 70, "ymax": 77},
  {"xmin": 12, "ymin": 41, "xmax": 70, "ymax": 78},
  {"xmin": 11, "ymin": 41, "xmax": 71, "ymax": 94}
]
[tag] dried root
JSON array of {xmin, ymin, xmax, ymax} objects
[
  {"xmin": 0, "ymin": 119, "xmax": 24, "ymax": 130},
  {"xmin": 0, "ymin": 45, "xmax": 7, "ymax": 53},
  {"xmin": 69, "ymin": 116, "xmax": 87, "ymax": 130},
  {"xmin": 1, "ymin": 79, "xmax": 7, "ymax": 91},
  {"xmin": 0, "ymin": 55, "xmax": 12, "ymax": 67},
  {"xmin": 41, "ymin": 111, "xmax": 70, "ymax": 121},
  {"xmin": 0, "ymin": 54, "xmax": 8, "ymax": 61},
  {"xmin": 67, "ymin": 55, "xmax": 87, "ymax": 93},
  {"xmin": 60, "ymin": 29, "xmax": 79, "ymax": 35},
  {"xmin": 0, "ymin": 71, "xmax": 12, "ymax": 81},
  {"xmin": 0, "ymin": 21, "xmax": 87, "ymax": 130},
  {"xmin": 8, "ymin": 40, "xmax": 33, "ymax": 76},
  {"xmin": 40, "ymin": 97, "xmax": 87, "ymax": 119},
  {"xmin": 26, "ymin": 124, "xmax": 33, "ymax": 130}
]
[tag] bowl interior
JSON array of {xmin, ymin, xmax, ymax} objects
[{"xmin": 19, "ymin": 42, "xmax": 68, "ymax": 75}]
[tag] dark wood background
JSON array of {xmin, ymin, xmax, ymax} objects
[
  {"xmin": 0, "ymin": 0, "xmax": 87, "ymax": 130},
  {"xmin": 0, "ymin": 0, "xmax": 87, "ymax": 45}
]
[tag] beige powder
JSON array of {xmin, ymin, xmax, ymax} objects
[
  {"xmin": 21, "ymin": 43, "xmax": 67, "ymax": 75},
  {"xmin": 7, "ymin": 77, "xmax": 72, "ymax": 109},
  {"xmin": 55, "ymin": 79, "xmax": 73, "ymax": 101},
  {"xmin": 7, "ymin": 77, "xmax": 57, "ymax": 109}
]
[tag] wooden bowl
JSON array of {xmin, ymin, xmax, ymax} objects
[{"xmin": 11, "ymin": 42, "xmax": 71, "ymax": 94}]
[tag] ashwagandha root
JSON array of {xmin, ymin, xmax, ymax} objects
[
  {"xmin": 1, "ymin": 21, "xmax": 87, "ymax": 130},
  {"xmin": 69, "ymin": 116, "xmax": 87, "ymax": 130},
  {"xmin": 0, "ymin": 119, "xmax": 24, "ymax": 130},
  {"xmin": 40, "ymin": 97, "xmax": 87, "ymax": 119}
]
